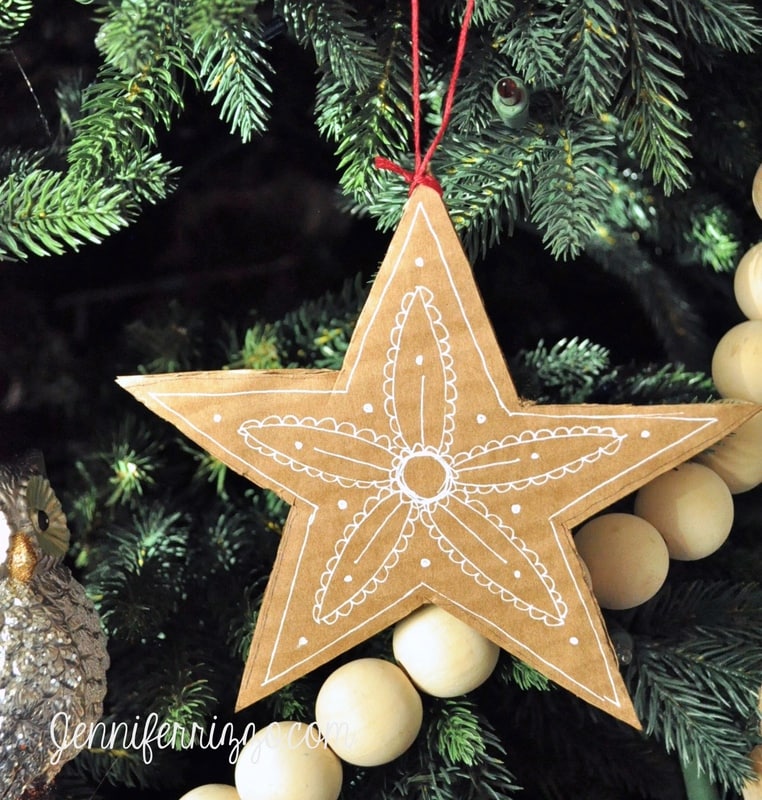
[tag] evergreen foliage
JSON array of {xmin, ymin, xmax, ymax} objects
[
  {"xmin": 2, "ymin": 0, "xmax": 761, "ymax": 260},
  {"xmin": 626, "ymin": 582, "xmax": 762, "ymax": 792},
  {"xmin": 0, "ymin": 0, "xmax": 33, "ymax": 49},
  {"xmin": 2, "ymin": 2, "xmax": 762, "ymax": 800},
  {"xmin": 34, "ymin": 287, "xmax": 757, "ymax": 799}
]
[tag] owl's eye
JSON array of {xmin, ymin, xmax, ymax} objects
[{"xmin": 25, "ymin": 475, "xmax": 70, "ymax": 558}]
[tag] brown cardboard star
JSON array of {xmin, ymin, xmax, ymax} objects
[{"xmin": 119, "ymin": 186, "xmax": 759, "ymax": 728}]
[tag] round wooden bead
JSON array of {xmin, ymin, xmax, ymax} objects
[
  {"xmin": 574, "ymin": 513, "xmax": 669, "ymax": 610},
  {"xmin": 753, "ymin": 163, "xmax": 762, "ymax": 220},
  {"xmin": 711, "ymin": 320, "xmax": 762, "ymax": 403},
  {"xmin": 634, "ymin": 462, "xmax": 734, "ymax": 560},
  {"xmin": 742, "ymin": 745, "xmax": 762, "ymax": 800},
  {"xmin": 234, "ymin": 721, "xmax": 342, "ymax": 800},
  {"xmin": 696, "ymin": 411, "xmax": 762, "ymax": 493},
  {"xmin": 392, "ymin": 604, "xmax": 499, "ymax": 697},
  {"xmin": 315, "ymin": 658, "xmax": 422, "ymax": 767},
  {"xmin": 735, "ymin": 243, "xmax": 762, "ymax": 320},
  {"xmin": 179, "ymin": 786, "xmax": 240, "ymax": 800}
]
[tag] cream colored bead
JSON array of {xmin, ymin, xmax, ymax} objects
[
  {"xmin": 393, "ymin": 604, "xmax": 499, "ymax": 697},
  {"xmin": 315, "ymin": 658, "xmax": 422, "ymax": 767},
  {"xmin": 753, "ymin": 163, "xmax": 762, "ymax": 220},
  {"xmin": 735, "ymin": 243, "xmax": 762, "ymax": 320},
  {"xmin": 574, "ymin": 513, "xmax": 669, "ymax": 610},
  {"xmin": 179, "ymin": 786, "xmax": 240, "ymax": 800},
  {"xmin": 742, "ymin": 745, "xmax": 762, "ymax": 800},
  {"xmin": 696, "ymin": 411, "xmax": 762, "ymax": 493},
  {"xmin": 634, "ymin": 462, "xmax": 733, "ymax": 560},
  {"xmin": 234, "ymin": 721, "xmax": 342, "ymax": 800},
  {"xmin": 712, "ymin": 320, "xmax": 762, "ymax": 403}
]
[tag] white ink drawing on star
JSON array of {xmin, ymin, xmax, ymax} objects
[{"xmin": 238, "ymin": 282, "xmax": 625, "ymax": 629}]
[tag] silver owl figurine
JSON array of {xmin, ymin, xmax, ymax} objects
[{"xmin": 0, "ymin": 452, "xmax": 109, "ymax": 799}]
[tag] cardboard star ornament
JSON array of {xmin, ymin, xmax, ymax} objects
[{"xmin": 119, "ymin": 186, "xmax": 759, "ymax": 728}]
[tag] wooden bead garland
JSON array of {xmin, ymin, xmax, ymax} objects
[
  {"xmin": 314, "ymin": 658, "xmax": 423, "ymax": 767},
  {"xmin": 578, "ymin": 167, "xmax": 762, "ymax": 610},
  {"xmin": 704, "ymin": 208, "xmax": 762, "ymax": 494},
  {"xmin": 735, "ymin": 242, "xmax": 762, "ymax": 320},
  {"xmin": 742, "ymin": 745, "xmax": 762, "ymax": 800},
  {"xmin": 180, "ymin": 786, "xmax": 241, "ymax": 800},
  {"xmin": 234, "ymin": 721, "xmax": 342, "ymax": 800},
  {"xmin": 574, "ymin": 513, "xmax": 670, "ymax": 610},
  {"xmin": 753, "ymin": 163, "xmax": 762, "ymax": 221},
  {"xmin": 633, "ymin": 463, "xmax": 734, "ymax": 561},
  {"xmin": 711, "ymin": 320, "xmax": 762, "ymax": 404},
  {"xmin": 696, "ymin": 412, "xmax": 762, "ymax": 494},
  {"xmin": 392, "ymin": 604, "xmax": 500, "ymax": 697}
]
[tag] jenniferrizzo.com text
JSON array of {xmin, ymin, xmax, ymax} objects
[{"xmin": 49, "ymin": 713, "xmax": 350, "ymax": 766}]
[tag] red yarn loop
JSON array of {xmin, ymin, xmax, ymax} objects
[
  {"xmin": 375, "ymin": 0, "xmax": 475, "ymax": 195},
  {"xmin": 374, "ymin": 157, "xmax": 443, "ymax": 195}
]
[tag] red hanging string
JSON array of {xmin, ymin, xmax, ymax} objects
[{"xmin": 375, "ymin": 0, "xmax": 475, "ymax": 195}]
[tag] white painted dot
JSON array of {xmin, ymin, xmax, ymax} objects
[
  {"xmin": 344, "ymin": 575, "xmax": 353, "ymax": 583},
  {"xmin": 420, "ymin": 558, "xmax": 431, "ymax": 568},
  {"xmin": 337, "ymin": 499, "xmax": 348, "ymax": 510},
  {"xmin": 513, "ymin": 570, "xmax": 521, "ymax": 579},
  {"xmin": 213, "ymin": 413, "xmax": 222, "ymax": 423},
  {"xmin": 414, "ymin": 256, "xmax": 424, "ymax": 267},
  {"xmin": 294, "ymin": 441, "xmax": 303, "ymax": 450},
  {"xmin": 476, "ymin": 413, "xmax": 487, "ymax": 424},
  {"xmin": 641, "ymin": 430, "xmax": 651, "ymax": 439},
  {"xmin": 415, "ymin": 354, "xmax": 424, "ymax": 366},
  {"xmin": 569, "ymin": 637, "xmax": 579, "ymax": 646},
  {"xmin": 297, "ymin": 636, "xmax": 308, "ymax": 647},
  {"xmin": 511, "ymin": 504, "xmax": 521, "ymax": 514},
  {"xmin": 363, "ymin": 402, "xmax": 373, "ymax": 413},
  {"xmin": 531, "ymin": 452, "xmax": 540, "ymax": 460}
]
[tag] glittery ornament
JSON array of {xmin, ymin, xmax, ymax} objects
[{"xmin": 0, "ymin": 453, "xmax": 109, "ymax": 799}]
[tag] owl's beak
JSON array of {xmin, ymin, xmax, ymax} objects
[{"xmin": 6, "ymin": 531, "xmax": 39, "ymax": 583}]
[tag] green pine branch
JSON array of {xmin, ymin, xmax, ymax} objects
[
  {"xmin": 494, "ymin": 0, "xmax": 567, "ymax": 86},
  {"xmin": 560, "ymin": 0, "xmax": 627, "ymax": 116},
  {"xmin": 275, "ymin": 274, "xmax": 368, "ymax": 369},
  {"xmin": 425, "ymin": 122, "xmax": 544, "ymax": 256},
  {"xmin": 433, "ymin": 698, "xmax": 489, "ymax": 767},
  {"xmin": 94, "ymin": 0, "xmax": 190, "ymax": 77},
  {"xmin": 467, "ymin": 0, "xmax": 518, "ymax": 27},
  {"xmin": 514, "ymin": 337, "xmax": 612, "ymax": 403},
  {"xmin": 626, "ymin": 581, "xmax": 762, "ymax": 794},
  {"xmin": 148, "ymin": 673, "xmax": 218, "ymax": 750},
  {"xmin": 362, "ymin": 699, "xmax": 522, "ymax": 799},
  {"xmin": 276, "ymin": 0, "xmax": 381, "ymax": 90},
  {"xmin": 3, "ymin": 0, "xmax": 761, "ymax": 264},
  {"xmin": 618, "ymin": 0, "xmax": 692, "ymax": 194},
  {"xmin": 531, "ymin": 116, "xmax": 615, "ymax": 259},
  {"xmin": 597, "ymin": 362, "xmax": 715, "ymax": 404},
  {"xmin": 665, "ymin": 0, "xmax": 762, "ymax": 52},
  {"xmin": 0, "ymin": 169, "xmax": 132, "ymax": 259},
  {"xmin": 0, "ymin": 0, "xmax": 32, "ymax": 48},
  {"xmin": 315, "ymin": 7, "xmax": 413, "ymax": 202},
  {"xmin": 187, "ymin": 1, "xmax": 273, "ymax": 143},
  {"xmin": 0, "ymin": 0, "xmax": 276, "ymax": 261}
]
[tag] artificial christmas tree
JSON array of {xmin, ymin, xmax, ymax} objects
[{"xmin": 2, "ymin": 1, "xmax": 762, "ymax": 799}]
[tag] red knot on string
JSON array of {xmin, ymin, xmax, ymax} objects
[
  {"xmin": 373, "ymin": 157, "xmax": 443, "ymax": 194},
  {"xmin": 374, "ymin": 0, "xmax": 475, "ymax": 196}
]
